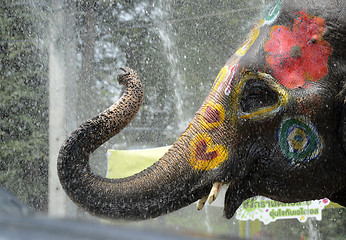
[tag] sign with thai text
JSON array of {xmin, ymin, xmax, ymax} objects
[{"xmin": 235, "ymin": 197, "xmax": 330, "ymax": 224}]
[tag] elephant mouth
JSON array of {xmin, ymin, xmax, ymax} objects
[
  {"xmin": 196, "ymin": 178, "xmax": 253, "ymax": 219},
  {"xmin": 196, "ymin": 182, "xmax": 224, "ymax": 210}
]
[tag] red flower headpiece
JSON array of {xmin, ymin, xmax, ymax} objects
[{"xmin": 264, "ymin": 11, "xmax": 332, "ymax": 89}]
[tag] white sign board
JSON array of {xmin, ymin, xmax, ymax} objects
[{"xmin": 235, "ymin": 197, "xmax": 330, "ymax": 225}]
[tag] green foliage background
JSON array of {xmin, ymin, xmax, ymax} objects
[{"xmin": 0, "ymin": 1, "xmax": 48, "ymax": 211}]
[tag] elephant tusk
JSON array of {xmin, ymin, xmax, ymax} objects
[
  {"xmin": 196, "ymin": 195, "xmax": 208, "ymax": 211},
  {"xmin": 207, "ymin": 182, "xmax": 223, "ymax": 204},
  {"xmin": 196, "ymin": 182, "xmax": 223, "ymax": 211}
]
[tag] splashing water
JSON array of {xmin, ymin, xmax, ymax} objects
[
  {"xmin": 204, "ymin": 204, "xmax": 213, "ymax": 234},
  {"xmin": 153, "ymin": 1, "xmax": 185, "ymax": 132},
  {"xmin": 307, "ymin": 218, "xmax": 321, "ymax": 240}
]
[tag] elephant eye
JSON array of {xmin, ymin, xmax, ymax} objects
[{"xmin": 240, "ymin": 79, "xmax": 279, "ymax": 113}]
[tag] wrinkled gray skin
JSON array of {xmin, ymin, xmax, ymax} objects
[{"xmin": 58, "ymin": 0, "xmax": 346, "ymax": 220}]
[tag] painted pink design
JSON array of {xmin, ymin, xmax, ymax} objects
[
  {"xmin": 203, "ymin": 106, "xmax": 221, "ymax": 124},
  {"xmin": 224, "ymin": 64, "xmax": 238, "ymax": 95},
  {"xmin": 195, "ymin": 139, "xmax": 219, "ymax": 162},
  {"xmin": 264, "ymin": 11, "xmax": 332, "ymax": 89}
]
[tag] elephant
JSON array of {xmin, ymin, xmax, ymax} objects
[{"xmin": 57, "ymin": 0, "xmax": 346, "ymax": 220}]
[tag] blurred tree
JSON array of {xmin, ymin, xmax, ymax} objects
[
  {"xmin": 78, "ymin": 0, "xmax": 98, "ymax": 123},
  {"xmin": 0, "ymin": 1, "xmax": 49, "ymax": 211}
]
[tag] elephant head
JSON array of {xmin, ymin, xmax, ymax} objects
[{"xmin": 58, "ymin": 0, "xmax": 346, "ymax": 220}]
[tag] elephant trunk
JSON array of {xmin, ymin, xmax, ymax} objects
[{"xmin": 57, "ymin": 67, "xmax": 209, "ymax": 220}]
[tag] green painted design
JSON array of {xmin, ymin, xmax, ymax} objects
[
  {"xmin": 264, "ymin": 0, "xmax": 283, "ymax": 25},
  {"xmin": 278, "ymin": 117, "xmax": 322, "ymax": 164}
]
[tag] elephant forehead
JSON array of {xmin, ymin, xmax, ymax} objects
[
  {"xmin": 211, "ymin": 9, "xmax": 332, "ymax": 100},
  {"xmin": 264, "ymin": 11, "xmax": 332, "ymax": 89},
  {"xmin": 210, "ymin": 0, "xmax": 284, "ymax": 96}
]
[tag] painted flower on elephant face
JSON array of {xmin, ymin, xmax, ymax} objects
[
  {"xmin": 264, "ymin": 11, "xmax": 332, "ymax": 89},
  {"xmin": 190, "ymin": 133, "xmax": 228, "ymax": 171}
]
